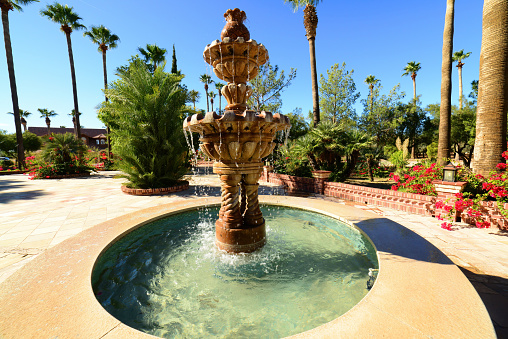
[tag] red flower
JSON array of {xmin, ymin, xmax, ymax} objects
[
  {"xmin": 441, "ymin": 222, "xmax": 453, "ymax": 231},
  {"xmin": 496, "ymin": 163, "xmax": 507, "ymax": 170}
]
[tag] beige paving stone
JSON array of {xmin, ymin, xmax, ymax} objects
[
  {"xmin": 6, "ymin": 223, "xmax": 39, "ymax": 234},
  {"xmin": 54, "ymin": 228, "xmax": 82, "ymax": 238},
  {"xmin": 58, "ymin": 222, "xmax": 84, "ymax": 231},
  {"xmin": 30, "ymin": 226, "xmax": 61, "ymax": 236},
  {"xmin": 0, "ymin": 230, "xmax": 32, "ymax": 241},
  {"xmin": 17, "ymin": 238, "xmax": 53, "ymax": 249},
  {"xmin": 0, "ymin": 239, "xmax": 23, "ymax": 248},
  {"xmin": 23, "ymin": 232, "xmax": 56, "ymax": 243}
]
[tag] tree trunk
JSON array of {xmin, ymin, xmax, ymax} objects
[
  {"xmin": 102, "ymin": 49, "xmax": 112, "ymax": 159},
  {"xmin": 457, "ymin": 63, "xmax": 463, "ymax": 109},
  {"xmin": 46, "ymin": 117, "xmax": 51, "ymax": 135},
  {"xmin": 473, "ymin": 0, "xmax": 508, "ymax": 176},
  {"xmin": 437, "ymin": 0, "xmax": 455, "ymax": 164},
  {"xmin": 412, "ymin": 75, "xmax": 417, "ymax": 102},
  {"xmin": 204, "ymin": 84, "xmax": 209, "ymax": 112},
  {"xmin": 367, "ymin": 155, "xmax": 374, "ymax": 182},
  {"xmin": 1, "ymin": 8, "xmax": 24, "ymax": 169},
  {"xmin": 65, "ymin": 31, "xmax": 81, "ymax": 139},
  {"xmin": 369, "ymin": 86, "xmax": 374, "ymax": 115},
  {"xmin": 309, "ymin": 36, "xmax": 320, "ymax": 127}
]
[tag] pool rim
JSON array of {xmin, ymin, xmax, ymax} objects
[{"xmin": 0, "ymin": 196, "xmax": 496, "ymax": 338}]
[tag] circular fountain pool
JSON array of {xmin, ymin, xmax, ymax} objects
[{"xmin": 92, "ymin": 205, "xmax": 378, "ymax": 338}]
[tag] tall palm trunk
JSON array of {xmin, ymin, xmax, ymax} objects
[
  {"xmin": 473, "ymin": 0, "xmax": 508, "ymax": 176},
  {"xmin": 411, "ymin": 74, "xmax": 417, "ymax": 102},
  {"xmin": 21, "ymin": 117, "xmax": 26, "ymax": 131},
  {"xmin": 1, "ymin": 7, "xmax": 24, "ymax": 169},
  {"xmin": 204, "ymin": 84, "xmax": 209, "ymax": 112},
  {"xmin": 218, "ymin": 93, "xmax": 222, "ymax": 114},
  {"xmin": 437, "ymin": 0, "xmax": 455, "ymax": 164},
  {"xmin": 102, "ymin": 46, "xmax": 112, "ymax": 159},
  {"xmin": 457, "ymin": 61, "xmax": 464, "ymax": 109},
  {"xmin": 64, "ymin": 28, "xmax": 81, "ymax": 139},
  {"xmin": 369, "ymin": 85, "xmax": 374, "ymax": 115},
  {"xmin": 46, "ymin": 117, "xmax": 51, "ymax": 135},
  {"xmin": 304, "ymin": 5, "xmax": 320, "ymax": 128},
  {"xmin": 309, "ymin": 36, "xmax": 319, "ymax": 127}
]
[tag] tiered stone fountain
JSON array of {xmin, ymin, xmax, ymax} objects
[{"xmin": 183, "ymin": 8, "xmax": 290, "ymax": 253}]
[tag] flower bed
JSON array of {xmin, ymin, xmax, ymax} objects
[{"xmin": 121, "ymin": 180, "xmax": 189, "ymax": 196}]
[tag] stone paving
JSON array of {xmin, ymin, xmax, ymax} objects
[{"xmin": 0, "ymin": 170, "xmax": 507, "ymax": 336}]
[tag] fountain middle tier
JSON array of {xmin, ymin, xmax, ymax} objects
[{"xmin": 183, "ymin": 109, "xmax": 290, "ymax": 253}]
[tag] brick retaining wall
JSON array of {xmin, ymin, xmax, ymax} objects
[{"xmin": 261, "ymin": 171, "xmax": 507, "ymax": 230}]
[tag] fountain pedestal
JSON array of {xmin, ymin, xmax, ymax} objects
[
  {"xmin": 183, "ymin": 8, "xmax": 290, "ymax": 253},
  {"xmin": 214, "ymin": 164, "xmax": 266, "ymax": 252}
]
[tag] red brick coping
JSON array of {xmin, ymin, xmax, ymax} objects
[
  {"xmin": 0, "ymin": 170, "xmax": 27, "ymax": 175},
  {"xmin": 37, "ymin": 172, "xmax": 91, "ymax": 179},
  {"xmin": 121, "ymin": 180, "xmax": 189, "ymax": 196},
  {"xmin": 260, "ymin": 171, "xmax": 508, "ymax": 230}
]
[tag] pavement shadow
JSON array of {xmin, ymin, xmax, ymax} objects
[
  {"xmin": 0, "ymin": 190, "xmax": 48, "ymax": 204},
  {"xmin": 0, "ymin": 178, "xmax": 25, "ymax": 192},
  {"xmin": 355, "ymin": 217, "xmax": 454, "ymax": 265},
  {"xmin": 458, "ymin": 266, "xmax": 508, "ymax": 338}
]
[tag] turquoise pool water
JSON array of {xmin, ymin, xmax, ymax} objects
[{"xmin": 92, "ymin": 205, "xmax": 378, "ymax": 338}]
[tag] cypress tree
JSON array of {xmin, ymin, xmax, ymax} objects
[{"xmin": 171, "ymin": 44, "xmax": 178, "ymax": 74}]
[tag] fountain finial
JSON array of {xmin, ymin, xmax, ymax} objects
[{"xmin": 221, "ymin": 8, "xmax": 250, "ymax": 41}]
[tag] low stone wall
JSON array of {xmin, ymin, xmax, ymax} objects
[{"xmin": 261, "ymin": 171, "xmax": 507, "ymax": 230}]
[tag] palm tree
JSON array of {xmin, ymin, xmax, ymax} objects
[
  {"xmin": 215, "ymin": 82, "xmax": 225, "ymax": 114},
  {"xmin": 188, "ymin": 90, "xmax": 200, "ymax": 109},
  {"xmin": 402, "ymin": 61, "xmax": 421, "ymax": 102},
  {"xmin": 452, "ymin": 49, "xmax": 472, "ymax": 109},
  {"xmin": 1, "ymin": 0, "xmax": 38, "ymax": 169},
  {"xmin": 209, "ymin": 91, "xmax": 216, "ymax": 112},
  {"xmin": 437, "ymin": 0, "xmax": 455, "ymax": 164},
  {"xmin": 138, "ymin": 43, "xmax": 166, "ymax": 72},
  {"xmin": 284, "ymin": 0, "xmax": 322, "ymax": 127},
  {"xmin": 473, "ymin": 0, "xmax": 508, "ymax": 176},
  {"xmin": 199, "ymin": 74, "xmax": 213, "ymax": 112},
  {"xmin": 38, "ymin": 108, "xmax": 57, "ymax": 135},
  {"xmin": 7, "ymin": 109, "xmax": 31, "ymax": 131},
  {"xmin": 364, "ymin": 75, "xmax": 379, "ymax": 115},
  {"xmin": 84, "ymin": 25, "xmax": 120, "ymax": 159},
  {"xmin": 41, "ymin": 3, "xmax": 85, "ymax": 140}
]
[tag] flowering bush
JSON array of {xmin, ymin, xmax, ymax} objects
[
  {"xmin": 389, "ymin": 162, "xmax": 442, "ymax": 195},
  {"xmin": 26, "ymin": 134, "xmax": 94, "ymax": 179},
  {"xmin": 435, "ymin": 192, "xmax": 490, "ymax": 231}
]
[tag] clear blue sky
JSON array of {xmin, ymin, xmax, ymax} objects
[{"xmin": 0, "ymin": 0, "xmax": 483, "ymax": 133}]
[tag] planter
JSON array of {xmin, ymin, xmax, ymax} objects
[
  {"xmin": 35, "ymin": 172, "xmax": 91, "ymax": 179},
  {"xmin": 312, "ymin": 170, "xmax": 332, "ymax": 180},
  {"xmin": 121, "ymin": 180, "xmax": 189, "ymax": 196}
]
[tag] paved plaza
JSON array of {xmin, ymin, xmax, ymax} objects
[{"xmin": 0, "ymin": 170, "xmax": 507, "ymax": 336}]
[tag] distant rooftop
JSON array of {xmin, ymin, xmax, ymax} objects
[{"xmin": 28, "ymin": 127, "xmax": 107, "ymax": 138}]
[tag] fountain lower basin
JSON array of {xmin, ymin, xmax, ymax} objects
[
  {"xmin": 92, "ymin": 205, "xmax": 378, "ymax": 338},
  {"xmin": 0, "ymin": 196, "xmax": 496, "ymax": 338}
]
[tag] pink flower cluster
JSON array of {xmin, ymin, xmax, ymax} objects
[{"xmin": 390, "ymin": 163, "xmax": 440, "ymax": 195}]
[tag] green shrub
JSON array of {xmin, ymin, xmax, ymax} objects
[{"xmin": 99, "ymin": 60, "xmax": 189, "ymax": 189}]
